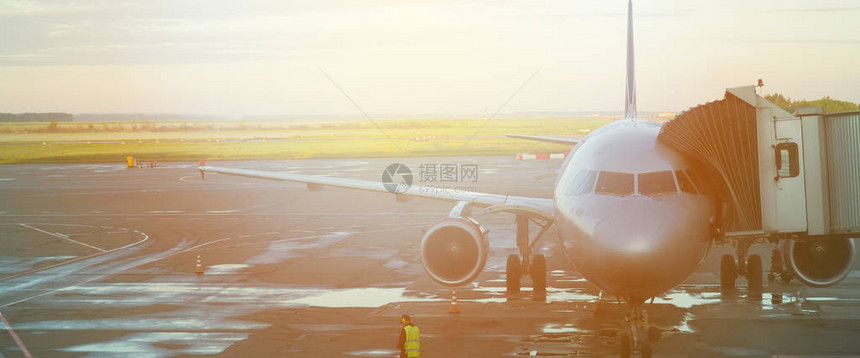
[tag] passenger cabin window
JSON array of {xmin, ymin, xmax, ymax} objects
[
  {"xmin": 674, "ymin": 170, "xmax": 698, "ymax": 194},
  {"xmin": 595, "ymin": 171, "xmax": 634, "ymax": 197},
  {"xmin": 775, "ymin": 142, "xmax": 799, "ymax": 178},
  {"xmin": 638, "ymin": 171, "xmax": 677, "ymax": 196}
]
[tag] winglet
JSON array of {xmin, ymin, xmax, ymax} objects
[{"xmin": 624, "ymin": 0, "xmax": 637, "ymax": 119}]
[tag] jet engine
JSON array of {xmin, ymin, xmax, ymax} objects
[
  {"xmin": 783, "ymin": 238, "xmax": 855, "ymax": 287},
  {"xmin": 420, "ymin": 217, "xmax": 489, "ymax": 287}
]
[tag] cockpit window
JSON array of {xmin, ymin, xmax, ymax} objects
[
  {"xmin": 638, "ymin": 171, "xmax": 677, "ymax": 197},
  {"xmin": 575, "ymin": 170, "xmax": 597, "ymax": 196},
  {"xmin": 595, "ymin": 171, "xmax": 634, "ymax": 197},
  {"xmin": 564, "ymin": 169, "xmax": 597, "ymax": 196},
  {"xmin": 675, "ymin": 170, "xmax": 697, "ymax": 194},
  {"xmin": 564, "ymin": 170, "xmax": 586, "ymax": 196}
]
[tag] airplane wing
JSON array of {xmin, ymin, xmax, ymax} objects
[
  {"xmin": 198, "ymin": 163, "xmax": 554, "ymax": 220},
  {"xmin": 506, "ymin": 134, "xmax": 581, "ymax": 146}
]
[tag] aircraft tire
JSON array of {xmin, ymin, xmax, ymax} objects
[
  {"xmin": 531, "ymin": 254, "xmax": 547, "ymax": 292},
  {"xmin": 506, "ymin": 254, "xmax": 521, "ymax": 293},
  {"xmin": 720, "ymin": 254, "xmax": 736, "ymax": 293}
]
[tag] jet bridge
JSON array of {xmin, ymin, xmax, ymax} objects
[{"xmin": 659, "ymin": 86, "xmax": 860, "ymax": 239}]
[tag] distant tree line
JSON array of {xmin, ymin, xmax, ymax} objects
[
  {"xmin": 764, "ymin": 94, "xmax": 859, "ymax": 114},
  {"xmin": 0, "ymin": 113, "xmax": 73, "ymax": 122},
  {"xmin": 74, "ymin": 113, "xmax": 226, "ymax": 122}
]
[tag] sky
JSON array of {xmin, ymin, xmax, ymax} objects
[{"xmin": 0, "ymin": 0, "xmax": 858, "ymax": 117}]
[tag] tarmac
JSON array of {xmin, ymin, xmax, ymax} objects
[{"xmin": 0, "ymin": 157, "xmax": 859, "ymax": 357}]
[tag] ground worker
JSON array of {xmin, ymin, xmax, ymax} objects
[{"xmin": 396, "ymin": 314, "xmax": 420, "ymax": 357}]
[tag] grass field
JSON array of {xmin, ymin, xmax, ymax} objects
[{"xmin": 0, "ymin": 117, "xmax": 611, "ymax": 164}]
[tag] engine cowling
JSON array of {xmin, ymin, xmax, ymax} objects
[
  {"xmin": 420, "ymin": 217, "xmax": 489, "ymax": 287},
  {"xmin": 783, "ymin": 238, "xmax": 855, "ymax": 287}
]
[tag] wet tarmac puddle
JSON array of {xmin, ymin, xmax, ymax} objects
[{"xmin": 344, "ymin": 349, "xmax": 401, "ymax": 356}]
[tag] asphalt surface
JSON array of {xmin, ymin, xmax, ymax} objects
[{"xmin": 0, "ymin": 157, "xmax": 859, "ymax": 357}]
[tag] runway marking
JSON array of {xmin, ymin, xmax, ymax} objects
[
  {"xmin": 1, "ymin": 236, "xmax": 225, "ymax": 308},
  {"xmin": 0, "ymin": 226, "xmax": 150, "ymax": 283},
  {"xmin": 18, "ymin": 223, "xmax": 107, "ymax": 252},
  {"xmin": 18, "ymin": 223, "xmax": 106, "ymax": 252},
  {"xmin": 0, "ymin": 311, "xmax": 33, "ymax": 358}
]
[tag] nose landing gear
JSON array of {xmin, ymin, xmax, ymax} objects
[
  {"xmin": 505, "ymin": 215, "xmax": 552, "ymax": 294},
  {"xmin": 619, "ymin": 298, "xmax": 652, "ymax": 358}
]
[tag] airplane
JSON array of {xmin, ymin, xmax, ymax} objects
[{"xmin": 198, "ymin": 2, "xmax": 855, "ymax": 357}]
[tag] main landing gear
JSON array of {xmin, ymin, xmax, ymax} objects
[
  {"xmin": 767, "ymin": 248, "xmax": 792, "ymax": 284},
  {"xmin": 506, "ymin": 215, "xmax": 552, "ymax": 293},
  {"xmin": 619, "ymin": 297, "xmax": 653, "ymax": 358},
  {"xmin": 719, "ymin": 240, "xmax": 763, "ymax": 298}
]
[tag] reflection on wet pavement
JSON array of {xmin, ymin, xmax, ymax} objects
[
  {"xmin": 654, "ymin": 290, "xmax": 721, "ymax": 308},
  {"xmin": 61, "ymin": 332, "xmax": 249, "ymax": 357},
  {"xmin": 205, "ymin": 264, "xmax": 249, "ymax": 275},
  {"xmin": 542, "ymin": 323, "xmax": 582, "ymax": 334}
]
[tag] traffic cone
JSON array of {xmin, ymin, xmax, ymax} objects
[
  {"xmin": 448, "ymin": 289, "xmax": 460, "ymax": 314},
  {"xmin": 195, "ymin": 255, "xmax": 204, "ymax": 275},
  {"xmin": 791, "ymin": 290, "xmax": 803, "ymax": 315}
]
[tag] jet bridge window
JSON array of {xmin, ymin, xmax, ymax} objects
[
  {"xmin": 638, "ymin": 171, "xmax": 678, "ymax": 197},
  {"xmin": 595, "ymin": 171, "xmax": 634, "ymax": 197},
  {"xmin": 775, "ymin": 142, "xmax": 799, "ymax": 178}
]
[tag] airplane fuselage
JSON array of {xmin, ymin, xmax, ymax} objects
[{"xmin": 554, "ymin": 119, "xmax": 718, "ymax": 299}]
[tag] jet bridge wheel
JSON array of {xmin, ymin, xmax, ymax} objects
[
  {"xmin": 506, "ymin": 254, "xmax": 522, "ymax": 293},
  {"xmin": 720, "ymin": 255, "xmax": 736, "ymax": 293},
  {"xmin": 747, "ymin": 254, "xmax": 763, "ymax": 298},
  {"xmin": 530, "ymin": 254, "xmax": 547, "ymax": 292}
]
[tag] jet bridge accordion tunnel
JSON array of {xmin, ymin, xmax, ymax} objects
[
  {"xmin": 657, "ymin": 90, "xmax": 762, "ymax": 233},
  {"xmin": 658, "ymin": 86, "xmax": 860, "ymax": 238},
  {"xmin": 658, "ymin": 86, "xmax": 860, "ymax": 287}
]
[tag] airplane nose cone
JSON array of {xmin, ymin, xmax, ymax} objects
[
  {"xmin": 594, "ymin": 213, "xmax": 680, "ymax": 255},
  {"xmin": 569, "ymin": 198, "xmax": 714, "ymax": 298}
]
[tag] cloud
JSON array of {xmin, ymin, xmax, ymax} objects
[
  {"xmin": 769, "ymin": 6, "xmax": 860, "ymax": 13},
  {"xmin": 0, "ymin": 1, "xmax": 472, "ymax": 66}
]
